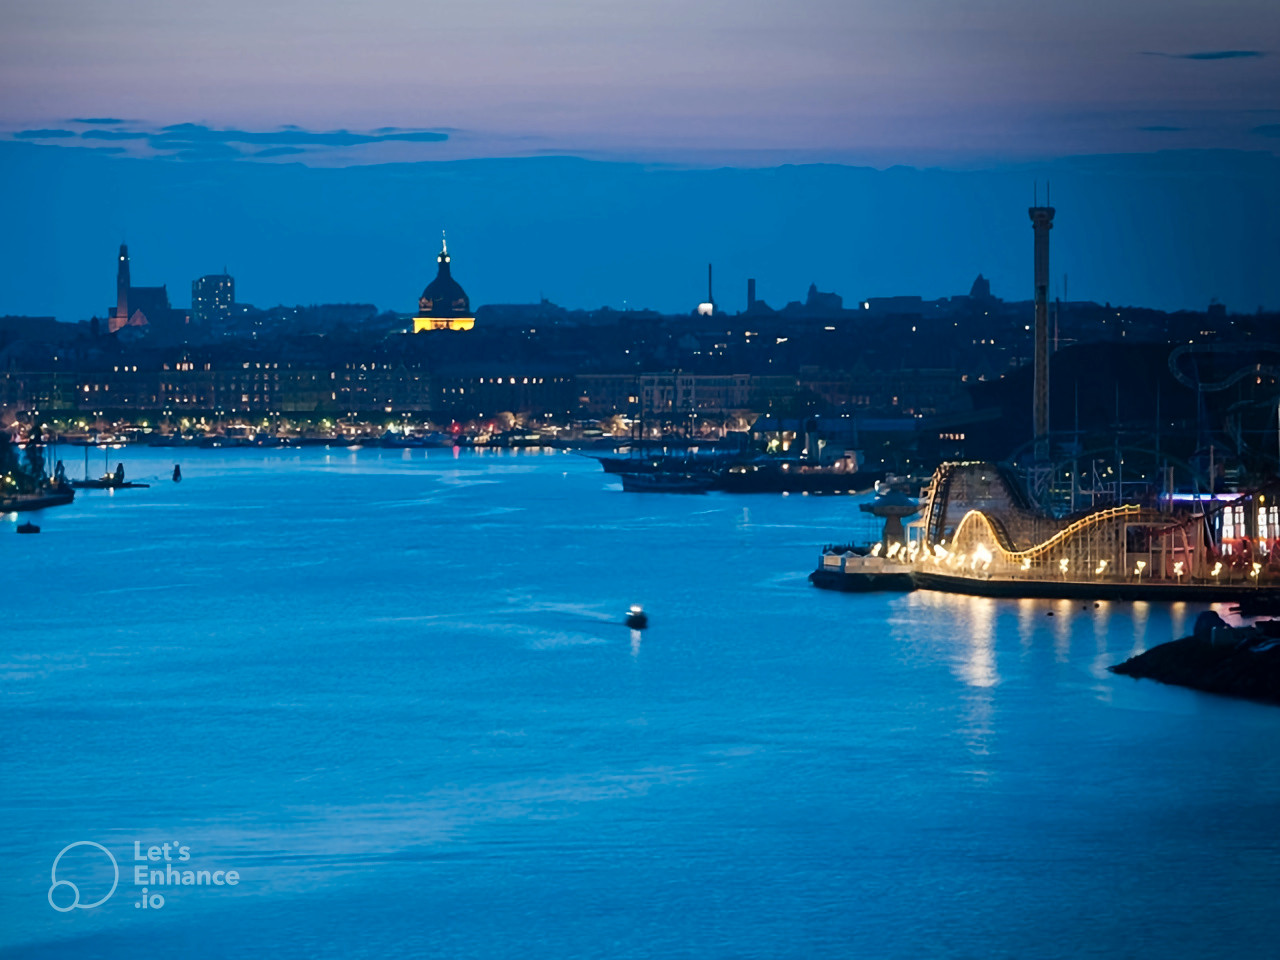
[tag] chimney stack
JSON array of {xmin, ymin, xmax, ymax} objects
[{"xmin": 1029, "ymin": 191, "xmax": 1056, "ymax": 464}]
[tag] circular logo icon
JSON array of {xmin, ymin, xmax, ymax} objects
[{"xmin": 48, "ymin": 841, "xmax": 119, "ymax": 912}]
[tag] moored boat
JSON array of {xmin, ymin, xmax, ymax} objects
[
  {"xmin": 620, "ymin": 472, "xmax": 715, "ymax": 494},
  {"xmin": 714, "ymin": 459, "xmax": 883, "ymax": 494}
]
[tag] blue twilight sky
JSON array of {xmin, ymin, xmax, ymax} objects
[
  {"xmin": 2, "ymin": 0, "xmax": 1277, "ymax": 165},
  {"xmin": 0, "ymin": 0, "xmax": 1277, "ymax": 318}
]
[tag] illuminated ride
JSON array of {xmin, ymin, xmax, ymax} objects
[{"xmin": 812, "ymin": 461, "xmax": 1280, "ymax": 601}]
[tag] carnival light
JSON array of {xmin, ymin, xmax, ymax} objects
[
  {"xmin": 887, "ymin": 542, "xmax": 902, "ymax": 559},
  {"xmin": 871, "ymin": 543, "xmax": 882, "ymax": 557},
  {"xmin": 1251, "ymin": 562, "xmax": 1262, "ymax": 580},
  {"xmin": 1134, "ymin": 560, "xmax": 1147, "ymax": 578},
  {"xmin": 1095, "ymin": 560, "xmax": 1109, "ymax": 575},
  {"xmin": 1211, "ymin": 561, "xmax": 1223, "ymax": 577},
  {"xmin": 1020, "ymin": 557, "xmax": 1032, "ymax": 571},
  {"xmin": 1059, "ymin": 558, "xmax": 1070, "ymax": 574}
]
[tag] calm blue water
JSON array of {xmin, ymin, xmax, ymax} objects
[{"xmin": 3, "ymin": 448, "xmax": 1279, "ymax": 959}]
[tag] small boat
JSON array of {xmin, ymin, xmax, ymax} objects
[
  {"xmin": 625, "ymin": 605, "xmax": 649, "ymax": 630},
  {"xmin": 16, "ymin": 522, "xmax": 40, "ymax": 534},
  {"xmin": 172, "ymin": 464, "xmax": 182, "ymax": 482},
  {"xmin": 620, "ymin": 471, "xmax": 715, "ymax": 494}
]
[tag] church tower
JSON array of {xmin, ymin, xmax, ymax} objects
[{"xmin": 112, "ymin": 243, "xmax": 131, "ymax": 332}]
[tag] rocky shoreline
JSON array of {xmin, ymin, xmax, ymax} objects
[{"xmin": 1111, "ymin": 613, "xmax": 1280, "ymax": 705}]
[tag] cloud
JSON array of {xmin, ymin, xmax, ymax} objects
[
  {"xmin": 1143, "ymin": 50, "xmax": 1265, "ymax": 60},
  {"xmin": 1253, "ymin": 124, "xmax": 1280, "ymax": 138},
  {"xmin": 81, "ymin": 129, "xmax": 150, "ymax": 140},
  {"xmin": 1138, "ymin": 125, "xmax": 1187, "ymax": 132},
  {"xmin": 158, "ymin": 141, "xmax": 245, "ymax": 162},
  {"xmin": 70, "ymin": 117, "xmax": 126, "ymax": 125},
  {"xmin": 155, "ymin": 123, "xmax": 448, "ymax": 147},
  {"xmin": 7, "ymin": 121, "xmax": 452, "ymax": 162}
]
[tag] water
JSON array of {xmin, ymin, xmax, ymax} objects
[{"xmin": 3, "ymin": 448, "xmax": 1279, "ymax": 959}]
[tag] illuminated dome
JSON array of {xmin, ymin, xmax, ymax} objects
[{"xmin": 418, "ymin": 237, "xmax": 469, "ymax": 316}]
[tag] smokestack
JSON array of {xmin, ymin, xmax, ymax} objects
[
  {"xmin": 747, "ymin": 278, "xmax": 756, "ymax": 308},
  {"xmin": 1029, "ymin": 193, "xmax": 1056, "ymax": 464}
]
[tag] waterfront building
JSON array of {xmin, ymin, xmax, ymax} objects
[
  {"xmin": 639, "ymin": 372, "xmax": 751, "ymax": 418},
  {"xmin": 192, "ymin": 272, "xmax": 235, "ymax": 328},
  {"xmin": 413, "ymin": 236, "xmax": 475, "ymax": 332}
]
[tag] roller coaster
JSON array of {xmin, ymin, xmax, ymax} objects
[{"xmin": 904, "ymin": 462, "xmax": 1276, "ymax": 600}]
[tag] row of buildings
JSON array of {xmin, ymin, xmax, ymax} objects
[{"xmin": 0, "ymin": 358, "xmax": 961, "ymax": 423}]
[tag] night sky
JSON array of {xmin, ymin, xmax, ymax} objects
[{"xmin": 0, "ymin": 0, "xmax": 1276, "ymax": 316}]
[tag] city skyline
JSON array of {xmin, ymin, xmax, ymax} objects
[{"xmin": 2, "ymin": 143, "xmax": 1278, "ymax": 322}]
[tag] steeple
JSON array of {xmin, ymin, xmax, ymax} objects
[
  {"xmin": 116, "ymin": 243, "xmax": 130, "ymax": 320},
  {"xmin": 435, "ymin": 231, "xmax": 453, "ymax": 278}
]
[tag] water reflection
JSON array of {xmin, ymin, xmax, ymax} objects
[
  {"xmin": 1016, "ymin": 598, "xmax": 1037, "ymax": 650},
  {"xmin": 1052, "ymin": 600, "xmax": 1073, "ymax": 660},
  {"xmin": 1091, "ymin": 600, "xmax": 1114, "ymax": 681},
  {"xmin": 960, "ymin": 596, "xmax": 999, "ymax": 689},
  {"xmin": 1130, "ymin": 601, "xmax": 1150, "ymax": 657}
]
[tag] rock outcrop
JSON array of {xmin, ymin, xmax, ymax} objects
[{"xmin": 1111, "ymin": 617, "xmax": 1280, "ymax": 705}]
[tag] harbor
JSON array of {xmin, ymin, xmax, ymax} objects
[{"xmin": 5, "ymin": 446, "xmax": 1280, "ymax": 958}]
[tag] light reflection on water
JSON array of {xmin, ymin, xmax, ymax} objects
[{"xmin": 3, "ymin": 448, "xmax": 1280, "ymax": 959}]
